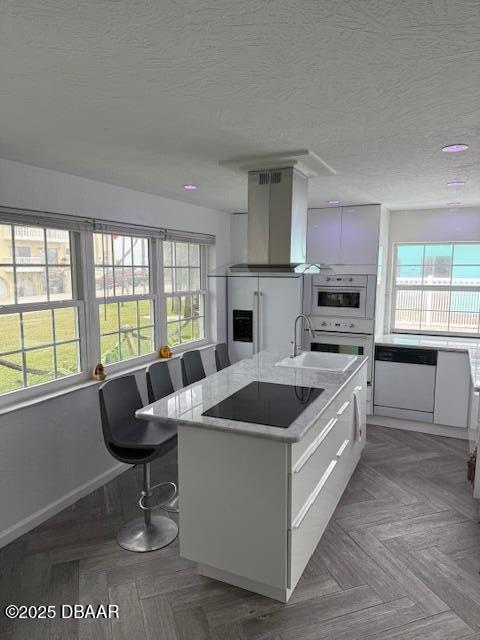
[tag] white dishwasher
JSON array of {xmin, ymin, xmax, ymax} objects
[{"xmin": 374, "ymin": 345, "xmax": 437, "ymax": 423}]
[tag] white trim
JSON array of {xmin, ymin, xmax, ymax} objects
[{"xmin": 0, "ymin": 462, "xmax": 127, "ymax": 549}]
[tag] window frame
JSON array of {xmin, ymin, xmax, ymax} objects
[
  {"xmin": 161, "ymin": 240, "xmax": 210, "ymax": 352},
  {"xmin": 91, "ymin": 232, "xmax": 158, "ymax": 373},
  {"xmin": 0, "ymin": 213, "xmax": 213, "ymax": 409},
  {"xmin": 0, "ymin": 224, "xmax": 88, "ymax": 410},
  {"xmin": 390, "ymin": 241, "xmax": 480, "ymax": 338}
]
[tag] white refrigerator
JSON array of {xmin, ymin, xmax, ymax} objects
[{"xmin": 227, "ymin": 274, "xmax": 304, "ymax": 363}]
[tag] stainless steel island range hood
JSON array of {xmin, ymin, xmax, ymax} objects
[{"xmin": 216, "ymin": 150, "xmax": 336, "ymax": 275}]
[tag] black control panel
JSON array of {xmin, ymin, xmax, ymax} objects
[
  {"xmin": 375, "ymin": 345, "xmax": 437, "ymax": 366},
  {"xmin": 233, "ymin": 309, "xmax": 253, "ymax": 342}
]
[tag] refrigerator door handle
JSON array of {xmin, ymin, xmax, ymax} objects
[
  {"xmin": 257, "ymin": 291, "xmax": 263, "ymax": 352},
  {"xmin": 253, "ymin": 291, "xmax": 258, "ymax": 353}
]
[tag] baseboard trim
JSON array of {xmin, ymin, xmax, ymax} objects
[
  {"xmin": 0, "ymin": 462, "xmax": 128, "ymax": 549},
  {"xmin": 367, "ymin": 414, "xmax": 470, "ymax": 440}
]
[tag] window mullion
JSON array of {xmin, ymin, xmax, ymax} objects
[
  {"xmin": 156, "ymin": 239, "xmax": 167, "ymax": 348},
  {"xmin": 81, "ymin": 230, "xmax": 99, "ymax": 369}
]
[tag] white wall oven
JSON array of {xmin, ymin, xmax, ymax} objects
[{"xmin": 305, "ymin": 328, "xmax": 374, "ymax": 383}]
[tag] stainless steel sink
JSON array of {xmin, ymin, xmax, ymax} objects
[{"xmin": 275, "ymin": 351, "xmax": 356, "ymax": 372}]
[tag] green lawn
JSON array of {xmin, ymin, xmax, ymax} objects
[{"xmin": 0, "ymin": 298, "xmax": 202, "ymax": 394}]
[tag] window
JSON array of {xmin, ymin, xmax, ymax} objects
[
  {"xmin": 0, "ymin": 224, "xmax": 81, "ymax": 394},
  {"xmin": 94, "ymin": 233, "xmax": 155, "ymax": 364},
  {"xmin": 163, "ymin": 241, "xmax": 206, "ymax": 347},
  {"xmin": 392, "ymin": 242, "xmax": 480, "ymax": 336}
]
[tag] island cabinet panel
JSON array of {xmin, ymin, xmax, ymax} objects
[
  {"xmin": 178, "ymin": 426, "xmax": 289, "ymax": 589},
  {"xmin": 288, "ymin": 367, "xmax": 367, "ymax": 590},
  {"xmin": 177, "ymin": 361, "xmax": 367, "ymax": 603}
]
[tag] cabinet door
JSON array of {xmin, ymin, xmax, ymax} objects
[
  {"xmin": 340, "ymin": 205, "xmax": 380, "ymax": 265},
  {"xmin": 306, "ymin": 208, "xmax": 341, "ymax": 265},
  {"xmin": 258, "ymin": 276, "xmax": 302, "ymax": 351},
  {"xmin": 434, "ymin": 351, "xmax": 470, "ymax": 428}
]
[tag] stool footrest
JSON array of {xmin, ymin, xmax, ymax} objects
[{"xmin": 138, "ymin": 481, "xmax": 177, "ymax": 511}]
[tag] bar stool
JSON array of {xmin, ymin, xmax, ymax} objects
[
  {"xmin": 146, "ymin": 360, "xmax": 174, "ymax": 404},
  {"xmin": 99, "ymin": 375, "xmax": 178, "ymax": 552},
  {"xmin": 215, "ymin": 343, "xmax": 231, "ymax": 371},
  {"xmin": 146, "ymin": 360, "xmax": 179, "ymax": 514},
  {"xmin": 181, "ymin": 349, "xmax": 206, "ymax": 386}
]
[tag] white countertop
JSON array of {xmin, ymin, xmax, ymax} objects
[
  {"xmin": 136, "ymin": 350, "xmax": 368, "ymax": 443},
  {"xmin": 376, "ymin": 334, "xmax": 480, "ymax": 391}
]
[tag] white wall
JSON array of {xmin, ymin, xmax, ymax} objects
[
  {"xmin": 230, "ymin": 213, "xmax": 248, "ymax": 264},
  {"xmin": 389, "ymin": 207, "xmax": 480, "ymax": 243},
  {"xmin": 384, "ymin": 206, "xmax": 480, "ymax": 332},
  {"xmin": 0, "ymin": 158, "xmax": 231, "ymax": 547}
]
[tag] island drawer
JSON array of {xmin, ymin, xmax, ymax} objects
[
  {"xmin": 290, "ymin": 375, "xmax": 360, "ymax": 468},
  {"xmin": 288, "ymin": 429, "xmax": 356, "ymax": 588},
  {"xmin": 290, "ymin": 395, "xmax": 354, "ymax": 520}
]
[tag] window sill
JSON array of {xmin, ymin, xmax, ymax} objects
[{"xmin": 0, "ymin": 342, "xmax": 217, "ymax": 418}]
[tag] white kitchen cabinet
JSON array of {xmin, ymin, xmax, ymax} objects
[
  {"xmin": 306, "ymin": 207, "xmax": 341, "ymax": 265},
  {"xmin": 340, "ymin": 205, "xmax": 380, "ymax": 265},
  {"xmin": 434, "ymin": 351, "xmax": 471, "ymax": 428},
  {"xmin": 307, "ymin": 205, "xmax": 380, "ymax": 267}
]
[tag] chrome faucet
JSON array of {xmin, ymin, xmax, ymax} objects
[{"xmin": 291, "ymin": 314, "xmax": 316, "ymax": 358}]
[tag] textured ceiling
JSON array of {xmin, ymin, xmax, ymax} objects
[{"xmin": 0, "ymin": 0, "xmax": 479, "ymax": 213}]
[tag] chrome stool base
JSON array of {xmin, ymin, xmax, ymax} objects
[{"xmin": 116, "ymin": 515, "xmax": 178, "ymax": 553}]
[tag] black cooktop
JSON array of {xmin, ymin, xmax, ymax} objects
[{"xmin": 202, "ymin": 381, "xmax": 323, "ymax": 429}]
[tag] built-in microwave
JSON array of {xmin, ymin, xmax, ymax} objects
[{"xmin": 310, "ymin": 275, "xmax": 370, "ymax": 318}]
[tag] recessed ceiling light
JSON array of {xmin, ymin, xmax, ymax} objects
[
  {"xmin": 447, "ymin": 180, "xmax": 466, "ymax": 188},
  {"xmin": 183, "ymin": 184, "xmax": 197, "ymax": 190},
  {"xmin": 326, "ymin": 199, "xmax": 340, "ymax": 205},
  {"xmin": 442, "ymin": 144, "xmax": 469, "ymax": 153}
]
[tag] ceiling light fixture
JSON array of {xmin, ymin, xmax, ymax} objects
[
  {"xmin": 442, "ymin": 144, "xmax": 469, "ymax": 153},
  {"xmin": 447, "ymin": 180, "xmax": 466, "ymax": 188},
  {"xmin": 183, "ymin": 184, "xmax": 197, "ymax": 190},
  {"xmin": 447, "ymin": 202, "xmax": 462, "ymax": 207},
  {"xmin": 326, "ymin": 199, "xmax": 340, "ymax": 205}
]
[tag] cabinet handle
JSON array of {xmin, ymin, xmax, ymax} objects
[
  {"xmin": 252, "ymin": 292, "xmax": 258, "ymax": 353},
  {"xmin": 293, "ymin": 417, "xmax": 338, "ymax": 474},
  {"xmin": 336, "ymin": 439, "xmax": 349, "ymax": 457},
  {"xmin": 292, "ymin": 460, "xmax": 337, "ymax": 529},
  {"xmin": 337, "ymin": 400, "xmax": 350, "ymax": 416},
  {"xmin": 353, "ymin": 388, "xmax": 363, "ymax": 441}
]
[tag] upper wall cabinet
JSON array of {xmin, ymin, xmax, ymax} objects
[
  {"xmin": 307, "ymin": 205, "xmax": 381, "ymax": 267},
  {"xmin": 306, "ymin": 207, "xmax": 341, "ymax": 265}
]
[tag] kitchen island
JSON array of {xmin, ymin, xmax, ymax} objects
[{"xmin": 137, "ymin": 350, "xmax": 367, "ymax": 602}]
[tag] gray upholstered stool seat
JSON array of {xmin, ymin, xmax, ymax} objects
[
  {"xmin": 215, "ymin": 342, "xmax": 231, "ymax": 371},
  {"xmin": 181, "ymin": 349, "xmax": 206, "ymax": 386}
]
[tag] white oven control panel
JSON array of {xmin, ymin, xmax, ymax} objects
[{"xmin": 311, "ymin": 316, "xmax": 375, "ymax": 334}]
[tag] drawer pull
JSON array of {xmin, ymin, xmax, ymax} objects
[
  {"xmin": 337, "ymin": 400, "xmax": 350, "ymax": 416},
  {"xmin": 292, "ymin": 460, "xmax": 337, "ymax": 529},
  {"xmin": 336, "ymin": 439, "xmax": 349, "ymax": 457},
  {"xmin": 293, "ymin": 417, "xmax": 338, "ymax": 474}
]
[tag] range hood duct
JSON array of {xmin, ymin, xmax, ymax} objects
[
  {"xmin": 216, "ymin": 150, "xmax": 336, "ymax": 275},
  {"xmin": 247, "ymin": 167, "xmax": 307, "ymax": 267}
]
